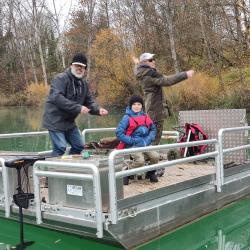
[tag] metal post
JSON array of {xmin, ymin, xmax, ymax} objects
[
  {"xmin": 16, "ymin": 167, "xmax": 24, "ymax": 246},
  {"xmin": 0, "ymin": 158, "xmax": 10, "ymax": 217},
  {"xmin": 91, "ymin": 167, "xmax": 103, "ymax": 238},
  {"xmin": 108, "ymin": 150, "xmax": 118, "ymax": 224},
  {"xmin": 33, "ymin": 161, "xmax": 103, "ymax": 238},
  {"xmin": 218, "ymin": 130, "xmax": 224, "ymax": 186},
  {"xmin": 33, "ymin": 168, "xmax": 42, "ymax": 224},
  {"xmin": 184, "ymin": 129, "xmax": 191, "ymax": 157},
  {"xmin": 215, "ymin": 143, "xmax": 222, "ymax": 192}
]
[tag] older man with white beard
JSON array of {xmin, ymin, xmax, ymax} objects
[{"xmin": 43, "ymin": 52, "xmax": 108, "ymax": 156}]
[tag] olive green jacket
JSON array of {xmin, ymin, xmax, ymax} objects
[{"xmin": 135, "ymin": 65, "xmax": 187, "ymax": 121}]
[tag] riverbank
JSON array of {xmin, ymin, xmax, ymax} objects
[{"xmin": 0, "ymin": 69, "xmax": 250, "ymax": 111}]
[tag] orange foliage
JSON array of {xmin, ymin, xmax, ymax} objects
[
  {"xmin": 25, "ymin": 82, "xmax": 49, "ymax": 106},
  {"xmin": 167, "ymin": 72, "xmax": 223, "ymax": 111},
  {"xmin": 91, "ymin": 29, "xmax": 138, "ymax": 107}
]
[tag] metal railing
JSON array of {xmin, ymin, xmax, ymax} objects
[
  {"xmin": 0, "ymin": 158, "xmax": 10, "ymax": 217},
  {"xmin": 33, "ymin": 160, "xmax": 103, "ymax": 238},
  {"xmin": 108, "ymin": 139, "xmax": 218, "ymax": 224},
  {"xmin": 82, "ymin": 128, "xmax": 179, "ymax": 144},
  {"xmin": 218, "ymin": 126, "xmax": 250, "ymax": 185},
  {"xmin": 107, "ymin": 126, "xmax": 250, "ymax": 225},
  {"xmin": 0, "ymin": 131, "xmax": 49, "ymax": 218},
  {"xmin": 82, "ymin": 128, "xmax": 116, "ymax": 144},
  {"xmin": 161, "ymin": 131, "xmax": 179, "ymax": 141},
  {"xmin": 0, "ymin": 131, "xmax": 48, "ymax": 139},
  {"xmin": 0, "ymin": 126, "xmax": 250, "ymax": 235}
]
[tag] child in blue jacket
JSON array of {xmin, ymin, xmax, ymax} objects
[{"xmin": 116, "ymin": 95, "xmax": 159, "ymax": 184}]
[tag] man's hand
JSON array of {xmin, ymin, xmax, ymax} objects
[
  {"xmin": 99, "ymin": 108, "xmax": 108, "ymax": 116},
  {"xmin": 131, "ymin": 56, "xmax": 139, "ymax": 65},
  {"xmin": 80, "ymin": 106, "xmax": 90, "ymax": 114},
  {"xmin": 186, "ymin": 70, "xmax": 195, "ymax": 78}
]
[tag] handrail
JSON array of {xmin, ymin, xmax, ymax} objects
[
  {"xmin": 108, "ymin": 139, "xmax": 218, "ymax": 224},
  {"xmin": 0, "ymin": 131, "xmax": 48, "ymax": 139},
  {"xmin": 0, "ymin": 158, "xmax": 10, "ymax": 217},
  {"xmin": 161, "ymin": 131, "xmax": 179, "ymax": 141},
  {"xmin": 115, "ymin": 151, "xmax": 217, "ymax": 178},
  {"xmin": 82, "ymin": 128, "xmax": 179, "ymax": 143},
  {"xmin": 218, "ymin": 126, "xmax": 250, "ymax": 185},
  {"xmin": 33, "ymin": 160, "xmax": 103, "ymax": 238},
  {"xmin": 82, "ymin": 128, "xmax": 116, "ymax": 143},
  {"xmin": 0, "ymin": 131, "xmax": 49, "ymax": 218}
]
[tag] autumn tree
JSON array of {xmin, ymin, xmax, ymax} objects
[{"xmin": 91, "ymin": 29, "xmax": 139, "ymax": 107}]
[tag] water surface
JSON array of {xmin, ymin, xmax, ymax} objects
[
  {"xmin": 1, "ymin": 107, "xmax": 250, "ymax": 250},
  {"xmin": 0, "ymin": 106, "xmax": 179, "ymax": 152}
]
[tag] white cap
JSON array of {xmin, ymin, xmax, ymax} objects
[
  {"xmin": 139, "ymin": 53, "xmax": 155, "ymax": 62},
  {"xmin": 72, "ymin": 62, "xmax": 86, "ymax": 67}
]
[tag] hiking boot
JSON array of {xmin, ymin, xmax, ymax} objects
[
  {"xmin": 146, "ymin": 171, "xmax": 158, "ymax": 183},
  {"xmin": 123, "ymin": 176, "xmax": 129, "ymax": 185},
  {"xmin": 137, "ymin": 175, "xmax": 143, "ymax": 180}
]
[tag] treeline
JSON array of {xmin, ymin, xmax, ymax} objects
[{"xmin": 0, "ymin": 0, "xmax": 249, "ymax": 110}]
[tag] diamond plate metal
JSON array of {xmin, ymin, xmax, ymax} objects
[{"xmin": 178, "ymin": 109, "xmax": 248, "ymax": 164}]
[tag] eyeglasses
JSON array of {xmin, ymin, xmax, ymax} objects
[{"xmin": 148, "ymin": 58, "xmax": 155, "ymax": 62}]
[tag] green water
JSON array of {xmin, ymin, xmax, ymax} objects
[
  {"xmin": 0, "ymin": 106, "xmax": 178, "ymax": 152},
  {"xmin": 0, "ymin": 106, "xmax": 123, "ymax": 152},
  {"xmin": 137, "ymin": 198, "xmax": 250, "ymax": 250},
  {"xmin": 1, "ymin": 198, "xmax": 250, "ymax": 249},
  {"xmin": 1, "ymin": 107, "xmax": 250, "ymax": 249},
  {"xmin": 0, "ymin": 217, "xmax": 121, "ymax": 249}
]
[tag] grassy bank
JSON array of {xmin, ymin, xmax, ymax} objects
[
  {"xmin": 0, "ymin": 83, "xmax": 49, "ymax": 106},
  {"xmin": 167, "ymin": 68, "xmax": 250, "ymax": 113},
  {"xmin": 0, "ymin": 68, "xmax": 249, "ymax": 110}
]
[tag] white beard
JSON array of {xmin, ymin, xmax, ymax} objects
[{"xmin": 71, "ymin": 66, "xmax": 84, "ymax": 79}]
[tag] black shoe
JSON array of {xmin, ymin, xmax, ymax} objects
[
  {"xmin": 123, "ymin": 177, "xmax": 129, "ymax": 185},
  {"xmin": 137, "ymin": 175, "xmax": 143, "ymax": 180},
  {"xmin": 146, "ymin": 171, "xmax": 158, "ymax": 183},
  {"xmin": 41, "ymin": 197, "xmax": 47, "ymax": 203}
]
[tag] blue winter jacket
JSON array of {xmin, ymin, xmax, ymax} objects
[{"xmin": 116, "ymin": 107, "xmax": 157, "ymax": 148}]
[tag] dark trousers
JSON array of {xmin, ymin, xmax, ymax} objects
[
  {"xmin": 49, "ymin": 127, "xmax": 84, "ymax": 156},
  {"xmin": 152, "ymin": 120, "xmax": 164, "ymax": 145}
]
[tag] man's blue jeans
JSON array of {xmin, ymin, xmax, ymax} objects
[{"xmin": 49, "ymin": 127, "xmax": 84, "ymax": 156}]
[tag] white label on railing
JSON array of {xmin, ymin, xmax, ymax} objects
[{"xmin": 66, "ymin": 184, "xmax": 83, "ymax": 196}]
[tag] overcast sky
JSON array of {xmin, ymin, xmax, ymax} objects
[{"xmin": 47, "ymin": 0, "xmax": 78, "ymax": 30}]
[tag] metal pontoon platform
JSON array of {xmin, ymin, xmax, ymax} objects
[{"xmin": 0, "ymin": 116, "xmax": 250, "ymax": 249}]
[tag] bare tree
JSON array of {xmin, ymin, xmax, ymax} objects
[
  {"xmin": 49, "ymin": 0, "xmax": 74, "ymax": 68},
  {"xmin": 78, "ymin": 0, "xmax": 97, "ymax": 78},
  {"xmin": 157, "ymin": 0, "xmax": 180, "ymax": 72},
  {"xmin": 32, "ymin": 0, "xmax": 48, "ymax": 85}
]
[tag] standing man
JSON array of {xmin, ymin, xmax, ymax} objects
[
  {"xmin": 134, "ymin": 53, "xmax": 194, "ymax": 145},
  {"xmin": 43, "ymin": 52, "xmax": 108, "ymax": 156}
]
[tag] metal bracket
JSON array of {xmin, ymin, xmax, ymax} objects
[{"xmin": 118, "ymin": 207, "xmax": 138, "ymax": 219}]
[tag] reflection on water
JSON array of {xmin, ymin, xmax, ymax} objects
[
  {"xmin": 0, "ymin": 106, "xmax": 123, "ymax": 152},
  {"xmin": 0, "ymin": 106, "xmax": 178, "ymax": 152},
  {"xmin": 137, "ymin": 198, "xmax": 250, "ymax": 250},
  {"xmin": 1, "ymin": 194, "xmax": 250, "ymax": 250},
  {"xmin": 1, "ymin": 107, "xmax": 250, "ymax": 249},
  {"xmin": 0, "ymin": 217, "xmax": 122, "ymax": 250}
]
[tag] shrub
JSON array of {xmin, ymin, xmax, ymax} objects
[
  {"xmin": 0, "ymin": 94, "xmax": 10, "ymax": 106},
  {"xmin": 167, "ymin": 72, "xmax": 220, "ymax": 111},
  {"xmin": 25, "ymin": 82, "xmax": 49, "ymax": 106},
  {"xmin": 0, "ymin": 92, "xmax": 27, "ymax": 106}
]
